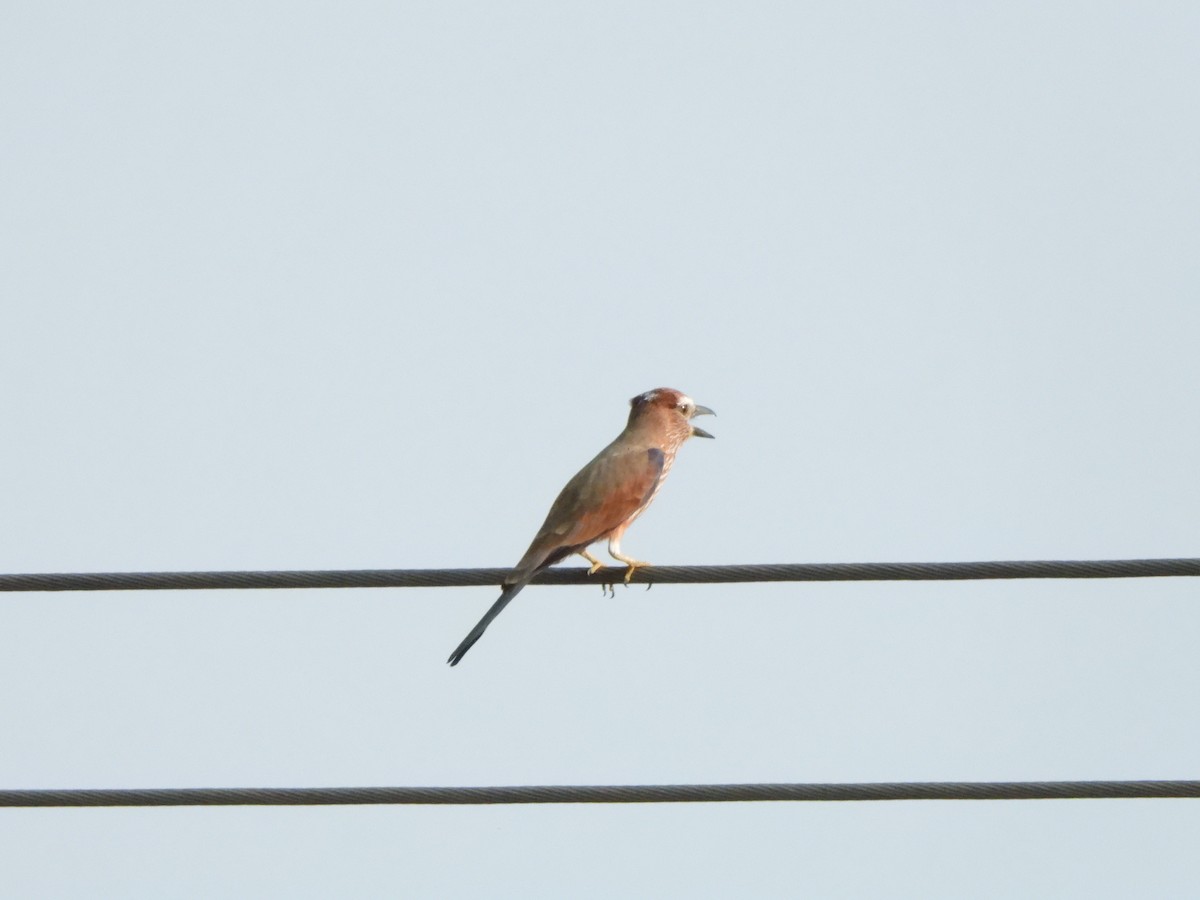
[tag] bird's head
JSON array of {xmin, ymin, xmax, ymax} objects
[{"xmin": 629, "ymin": 388, "xmax": 716, "ymax": 440}]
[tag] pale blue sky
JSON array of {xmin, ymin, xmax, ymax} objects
[{"xmin": 2, "ymin": 2, "xmax": 1199, "ymax": 896}]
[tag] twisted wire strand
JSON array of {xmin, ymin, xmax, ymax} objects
[
  {"xmin": 2, "ymin": 780, "xmax": 1198, "ymax": 807},
  {"xmin": 3, "ymin": 558, "xmax": 1200, "ymax": 592}
]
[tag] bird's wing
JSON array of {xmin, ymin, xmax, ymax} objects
[{"xmin": 542, "ymin": 446, "xmax": 665, "ymax": 550}]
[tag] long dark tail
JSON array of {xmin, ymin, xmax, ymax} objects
[{"xmin": 447, "ymin": 581, "xmax": 527, "ymax": 666}]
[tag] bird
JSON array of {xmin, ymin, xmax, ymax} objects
[{"xmin": 447, "ymin": 387, "xmax": 715, "ymax": 666}]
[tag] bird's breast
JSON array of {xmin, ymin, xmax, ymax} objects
[{"xmin": 627, "ymin": 444, "xmax": 677, "ymax": 521}]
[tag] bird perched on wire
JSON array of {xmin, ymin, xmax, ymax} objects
[{"xmin": 447, "ymin": 387, "xmax": 715, "ymax": 666}]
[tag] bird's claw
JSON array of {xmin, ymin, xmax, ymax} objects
[
  {"xmin": 621, "ymin": 561, "xmax": 648, "ymax": 584},
  {"xmin": 579, "ymin": 550, "xmax": 605, "ymax": 577}
]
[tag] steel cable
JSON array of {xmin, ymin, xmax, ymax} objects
[
  {"xmin": 3, "ymin": 780, "xmax": 1198, "ymax": 807},
  {"xmin": 3, "ymin": 558, "xmax": 1200, "ymax": 592}
]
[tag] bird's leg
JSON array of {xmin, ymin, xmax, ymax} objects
[
  {"xmin": 576, "ymin": 549, "xmax": 613, "ymax": 596},
  {"xmin": 577, "ymin": 549, "xmax": 605, "ymax": 576},
  {"xmin": 608, "ymin": 536, "xmax": 649, "ymax": 584}
]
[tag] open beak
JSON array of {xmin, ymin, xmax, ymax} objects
[{"xmin": 690, "ymin": 404, "xmax": 716, "ymax": 439}]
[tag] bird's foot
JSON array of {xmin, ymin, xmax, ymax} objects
[
  {"xmin": 579, "ymin": 550, "xmax": 605, "ymax": 576},
  {"xmin": 622, "ymin": 560, "xmax": 649, "ymax": 583}
]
